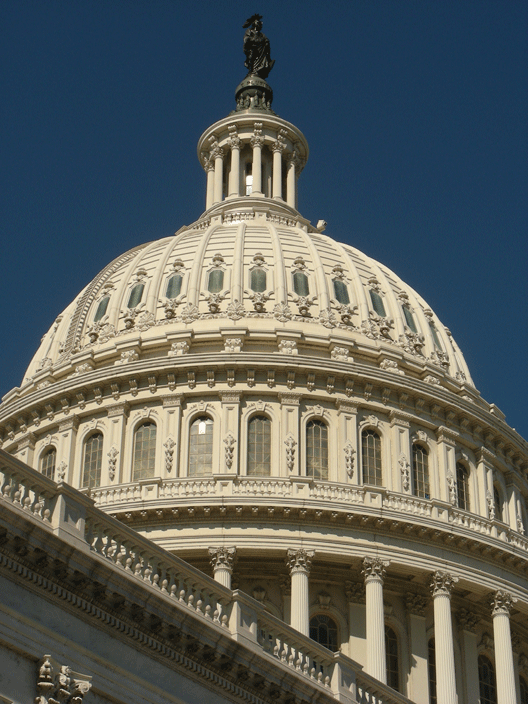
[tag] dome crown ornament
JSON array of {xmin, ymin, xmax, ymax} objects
[{"xmin": 236, "ymin": 15, "xmax": 275, "ymax": 113}]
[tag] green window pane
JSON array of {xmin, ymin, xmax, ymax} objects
[
  {"xmin": 247, "ymin": 415, "xmax": 271, "ymax": 476},
  {"xmin": 369, "ymin": 289, "xmax": 386, "ymax": 317},
  {"xmin": 82, "ymin": 433, "xmax": 103, "ymax": 488},
  {"xmin": 127, "ymin": 283, "xmax": 144, "ymax": 309},
  {"xmin": 293, "ymin": 271, "xmax": 309, "ymax": 296},
  {"xmin": 208, "ymin": 270, "xmax": 224, "ymax": 293},
  {"xmin": 189, "ymin": 417, "xmax": 213, "ymax": 476},
  {"xmin": 333, "ymin": 279, "xmax": 350, "ymax": 304},
  {"xmin": 133, "ymin": 423, "xmax": 156, "ymax": 480},
  {"xmin": 41, "ymin": 448, "xmax": 56, "ymax": 480},
  {"xmin": 478, "ymin": 656, "xmax": 497, "ymax": 704},
  {"xmin": 306, "ymin": 419, "xmax": 328, "ymax": 480},
  {"xmin": 429, "ymin": 322, "xmax": 443, "ymax": 350},
  {"xmin": 250, "ymin": 269, "xmax": 266, "ymax": 293},
  {"xmin": 166, "ymin": 274, "xmax": 182, "ymax": 299},
  {"xmin": 412, "ymin": 444, "xmax": 430, "ymax": 499},
  {"xmin": 94, "ymin": 296, "xmax": 110, "ymax": 322},
  {"xmin": 385, "ymin": 626, "xmax": 400, "ymax": 692},
  {"xmin": 361, "ymin": 429, "xmax": 382, "ymax": 486},
  {"xmin": 402, "ymin": 305, "xmax": 417, "ymax": 333}
]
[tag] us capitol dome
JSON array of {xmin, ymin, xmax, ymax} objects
[{"xmin": 1, "ymin": 16, "xmax": 527, "ymax": 704}]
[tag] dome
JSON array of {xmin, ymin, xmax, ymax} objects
[{"xmin": 1, "ymin": 18, "xmax": 527, "ymax": 703}]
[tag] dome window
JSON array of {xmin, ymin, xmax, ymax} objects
[
  {"xmin": 478, "ymin": 655, "xmax": 497, "ymax": 704},
  {"xmin": 456, "ymin": 462, "xmax": 470, "ymax": 511},
  {"xmin": 208, "ymin": 269, "xmax": 224, "ymax": 294},
  {"xmin": 40, "ymin": 448, "xmax": 56, "ymax": 480},
  {"xmin": 369, "ymin": 289, "xmax": 386, "ymax": 317},
  {"xmin": 94, "ymin": 296, "xmax": 110, "ymax": 322},
  {"xmin": 245, "ymin": 163, "xmax": 253, "ymax": 196},
  {"xmin": 361, "ymin": 429, "xmax": 382, "ymax": 486},
  {"xmin": 127, "ymin": 283, "xmax": 145, "ymax": 309},
  {"xmin": 293, "ymin": 271, "xmax": 309, "ymax": 297},
  {"xmin": 385, "ymin": 626, "xmax": 400, "ymax": 692},
  {"xmin": 133, "ymin": 422, "xmax": 157, "ymax": 481},
  {"xmin": 250, "ymin": 268, "xmax": 267, "ymax": 293},
  {"xmin": 306, "ymin": 419, "xmax": 328, "ymax": 480},
  {"xmin": 247, "ymin": 415, "xmax": 271, "ymax": 476},
  {"xmin": 166, "ymin": 274, "xmax": 182, "ymax": 299},
  {"xmin": 429, "ymin": 322, "xmax": 443, "ymax": 350},
  {"xmin": 82, "ymin": 433, "xmax": 103, "ymax": 489},
  {"xmin": 309, "ymin": 614, "xmax": 338, "ymax": 651},
  {"xmin": 189, "ymin": 416, "xmax": 213, "ymax": 476},
  {"xmin": 412, "ymin": 444, "xmax": 430, "ymax": 499},
  {"xmin": 333, "ymin": 279, "xmax": 350, "ymax": 305},
  {"xmin": 402, "ymin": 305, "xmax": 418, "ymax": 333}
]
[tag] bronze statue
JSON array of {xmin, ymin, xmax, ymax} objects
[{"xmin": 243, "ymin": 14, "xmax": 275, "ymax": 79}]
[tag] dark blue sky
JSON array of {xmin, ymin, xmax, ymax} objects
[{"xmin": 1, "ymin": 1, "xmax": 527, "ymax": 439}]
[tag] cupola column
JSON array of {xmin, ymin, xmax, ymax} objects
[
  {"xmin": 250, "ymin": 124, "xmax": 264, "ymax": 195},
  {"xmin": 211, "ymin": 143, "xmax": 224, "ymax": 204},
  {"xmin": 286, "ymin": 548, "xmax": 314, "ymax": 636},
  {"xmin": 490, "ymin": 590, "xmax": 517, "ymax": 704},
  {"xmin": 271, "ymin": 139, "xmax": 285, "ymax": 200},
  {"xmin": 430, "ymin": 571, "xmax": 458, "ymax": 704},
  {"xmin": 205, "ymin": 158, "xmax": 215, "ymax": 210},
  {"xmin": 362, "ymin": 556, "xmax": 390, "ymax": 684},
  {"xmin": 286, "ymin": 153, "xmax": 298, "ymax": 209},
  {"xmin": 208, "ymin": 547, "xmax": 237, "ymax": 589},
  {"xmin": 227, "ymin": 126, "xmax": 241, "ymax": 198}
]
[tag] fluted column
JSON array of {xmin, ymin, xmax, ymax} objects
[
  {"xmin": 208, "ymin": 547, "xmax": 236, "ymax": 589},
  {"xmin": 227, "ymin": 127, "xmax": 241, "ymax": 198},
  {"xmin": 430, "ymin": 571, "xmax": 458, "ymax": 704},
  {"xmin": 205, "ymin": 157, "xmax": 215, "ymax": 209},
  {"xmin": 271, "ymin": 139, "xmax": 285, "ymax": 199},
  {"xmin": 286, "ymin": 152, "xmax": 298, "ymax": 208},
  {"xmin": 362, "ymin": 556, "xmax": 390, "ymax": 683},
  {"xmin": 490, "ymin": 590, "xmax": 517, "ymax": 704},
  {"xmin": 286, "ymin": 548, "xmax": 314, "ymax": 636},
  {"xmin": 211, "ymin": 143, "xmax": 224, "ymax": 204},
  {"xmin": 250, "ymin": 124, "xmax": 264, "ymax": 195}
]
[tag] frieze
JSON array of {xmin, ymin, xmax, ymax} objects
[{"xmin": 36, "ymin": 655, "xmax": 92, "ymax": 704}]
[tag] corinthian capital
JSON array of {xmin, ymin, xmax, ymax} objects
[
  {"xmin": 286, "ymin": 548, "xmax": 315, "ymax": 575},
  {"xmin": 430, "ymin": 571, "xmax": 458, "ymax": 597},
  {"xmin": 208, "ymin": 546, "xmax": 237, "ymax": 572},
  {"xmin": 490, "ymin": 589, "xmax": 517, "ymax": 616},
  {"xmin": 362, "ymin": 556, "xmax": 389, "ymax": 583}
]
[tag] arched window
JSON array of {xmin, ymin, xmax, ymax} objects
[
  {"xmin": 166, "ymin": 274, "xmax": 182, "ymax": 299},
  {"xmin": 309, "ymin": 614, "xmax": 338, "ymax": 651},
  {"xmin": 133, "ymin": 422, "xmax": 157, "ymax": 480},
  {"xmin": 247, "ymin": 415, "xmax": 271, "ymax": 476},
  {"xmin": 412, "ymin": 444, "xmax": 430, "ymax": 499},
  {"xmin": 306, "ymin": 420, "xmax": 328, "ymax": 480},
  {"xmin": 333, "ymin": 279, "xmax": 350, "ymax": 305},
  {"xmin": 127, "ymin": 283, "xmax": 144, "ymax": 309},
  {"xmin": 428, "ymin": 639, "xmax": 437, "ymax": 704},
  {"xmin": 189, "ymin": 417, "xmax": 213, "ymax": 476},
  {"xmin": 82, "ymin": 433, "xmax": 103, "ymax": 489},
  {"xmin": 478, "ymin": 655, "xmax": 497, "ymax": 704},
  {"xmin": 429, "ymin": 322, "xmax": 443, "ymax": 350},
  {"xmin": 94, "ymin": 296, "xmax": 110, "ymax": 322},
  {"xmin": 40, "ymin": 448, "xmax": 56, "ymax": 480},
  {"xmin": 520, "ymin": 676, "xmax": 528, "ymax": 704},
  {"xmin": 250, "ymin": 268, "xmax": 266, "ymax": 292},
  {"xmin": 493, "ymin": 485, "xmax": 503, "ymax": 522},
  {"xmin": 369, "ymin": 289, "xmax": 386, "ymax": 317},
  {"xmin": 362, "ymin": 429, "xmax": 382, "ymax": 486},
  {"xmin": 385, "ymin": 626, "xmax": 400, "ymax": 692},
  {"xmin": 208, "ymin": 269, "xmax": 224, "ymax": 293},
  {"xmin": 456, "ymin": 462, "xmax": 470, "ymax": 511},
  {"xmin": 293, "ymin": 271, "xmax": 309, "ymax": 297},
  {"xmin": 402, "ymin": 305, "xmax": 418, "ymax": 333}
]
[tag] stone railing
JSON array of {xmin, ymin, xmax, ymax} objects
[
  {"xmin": 0, "ymin": 448, "xmax": 413, "ymax": 704},
  {"xmin": 85, "ymin": 475, "xmax": 528, "ymax": 557}
]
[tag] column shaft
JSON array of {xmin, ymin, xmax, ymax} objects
[
  {"xmin": 365, "ymin": 577, "xmax": 386, "ymax": 683},
  {"xmin": 433, "ymin": 593, "xmax": 457, "ymax": 704},
  {"xmin": 252, "ymin": 144, "xmax": 262, "ymax": 194},
  {"xmin": 286, "ymin": 159, "xmax": 296, "ymax": 207},
  {"xmin": 272, "ymin": 148, "xmax": 283, "ymax": 199},
  {"xmin": 491, "ymin": 593, "xmax": 517, "ymax": 704},
  {"xmin": 229, "ymin": 147, "xmax": 240, "ymax": 197},
  {"xmin": 206, "ymin": 166, "xmax": 214, "ymax": 209},
  {"xmin": 213, "ymin": 154, "xmax": 223, "ymax": 204},
  {"xmin": 290, "ymin": 570, "xmax": 310, "ymax": 635}
]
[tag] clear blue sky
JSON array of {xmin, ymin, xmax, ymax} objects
[{"xmin": 1, "ymin": 0, "xmax": 527, "ymax": 439}]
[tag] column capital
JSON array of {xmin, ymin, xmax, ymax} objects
[
  {"xmin": 430, "ymin": 570, "xmax": 458, "ymax": 597},
  {"xmin": 406, "ymin": 593, "xmax": 428, "ymax": 616},
  {"xmin": 286, "ymin": 548, "xmax": 315, "ymax": 575},
  {"xmin": 250, "ymin": 134, "xmax": 264, "ymax": 149},
  {"xmin": 208, "ymin": 546, "xmax": 237, "ymax": 573},
  {"xmin": 458, "ymin": 608, "xmax": 479, "ymax": 633},
  {"xmin": 271, "ymin": 139, "xmax": 286, "ymax": 153},
  {"xmin": 490, "ymin": 589, "xmax": 517, "ymax": 616},
  {"xmin": 362, "ymin": 556, "xmax": 389, "ymax": 583}
]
